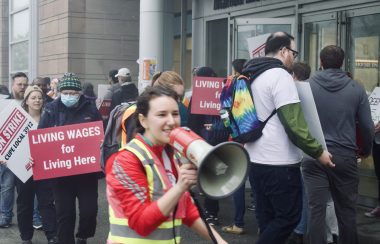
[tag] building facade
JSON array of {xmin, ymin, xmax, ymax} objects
[
  {"xmin": 0, "ymin": 0, "xmax": 140, "ymax": 88},
  {"xmin": 192, "ymin": 0, "xmax": 380, "ymax": 206}
]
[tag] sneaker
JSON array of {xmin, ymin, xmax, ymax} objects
[
  {"xmin": 33, "ymin": 223, "xmax": 43, "ymax": 230},
  {"xmin": 222, "ymin": 224, "xmax": 244, "ymax": 234},
  {"xmin": 364, "ymin": 207, "xmax": 380, "ymax": 218},
  {"xmin": 22, "ymin": 240, "xmax": 33, "ymax": 244},
  {"xmin": 286, "ymin": 231, "xmax": 303, "ymax": 244},
  {"xmin": 48, "ymin": 236, "xmax": 58, "ymax": 244},
  {"xmin": 205, "ymin": 215, "xmax": 219, "ymax": 226},
  {"xmin": 247, "ymin": 204, "xmax": 255, "ymax": 211},
  {"xmin": 0, "ymin": 220, "xmax": 11, "ymax": 228},
  {"xmin": 76, "ymin": 238, "xmax": 87, "ymax": 244}
]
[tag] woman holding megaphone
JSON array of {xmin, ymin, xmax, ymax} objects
[{"xmin": 105, "ymin": 85, "xmax": 227, "ymax": 244}]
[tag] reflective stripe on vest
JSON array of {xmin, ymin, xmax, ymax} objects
[{"xmin": 108, "ymin": 138, "xmax": 182, "ymax": 243}]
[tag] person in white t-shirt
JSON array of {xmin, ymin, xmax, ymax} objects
[{"xmin": 242, "ymin": 32, "xmax": 333, "ymax": 244}]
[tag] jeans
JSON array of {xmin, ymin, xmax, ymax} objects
[
  {"xmin": 303, "ymin": 155, "xmax": 358, "ymax": 244},
  {"xmin": 294, "ymin": 175, "xmax": 307, "ymax": 234},
  {"xmin": 15, "ymin": 177, "xmax": 56, "ymax": 241},
  {"xmin": 232, "ymin": 173, "xmax": 256, "ymax": 228},
  {"xmin": 33, "ymin": 195, "xmax": 42, "ymax": 225},
  {"xmin": 0, "ymin": 166, "xmax": 15, "ymax": 223},
  {"xmin": 232, "ymin": 184, "xmax": 245, "ymax": 228},
  {"xmin": 373, "ymin": 143, "xmax": 380, "ymax": 205},
  {"xmin": 51, "ymin": 173, "xmax": 98, "ymax": 244},
  {"xmin": 251, "ymin": 163, "xmax": 302, "ymax": 244}
]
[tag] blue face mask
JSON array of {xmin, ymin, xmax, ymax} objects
[{"xmin": 61, "ymin": 94, "xmax": 80, "ymax": 107}]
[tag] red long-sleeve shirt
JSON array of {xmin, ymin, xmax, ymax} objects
[{"xmin": 105, "ymin": 136, "xmax": 200, "ymax": 236}]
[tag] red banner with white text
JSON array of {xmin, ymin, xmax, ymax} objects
[{"xmin": 28, "ymin": 121, "xmax": 104, "ymax": 180}]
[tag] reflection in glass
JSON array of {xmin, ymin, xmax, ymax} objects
[
  {"xmin": 11, "ymin": 0, "xmax": 29, "ymax": 11},
  {"xmin": 236, "ymin": 24, "xmax": 291, "ymax": 60},
  {"xmin": 11, "ymin": 41, "xmax": 28, "ymax": 72},
  {"xmin": 206, "ymin": 18, "xmax": 228, "ymax": 77},
  {"xmin": 11, "ymin": 10, "xmax": 29, "ymax": 42},
  {"xmin": 348, "ymin": 14, "xmax": 380, "ymax": 95},
  {"xmin": 304, "ymin": 21, "xmax": 336, "ymax": 72}
]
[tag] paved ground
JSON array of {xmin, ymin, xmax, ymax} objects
[{"xmin": 0, "ymin": 178, "xmax": 379, "ymax": 244}]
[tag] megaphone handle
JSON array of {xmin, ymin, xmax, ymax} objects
[{"xmin": 189, "ymin": 190, "xmax": 218, "ymax": 244}]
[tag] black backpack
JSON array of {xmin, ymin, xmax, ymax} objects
[{"xmin": 100, "ymin": 101, "xmax": 136, "ymax": 171}]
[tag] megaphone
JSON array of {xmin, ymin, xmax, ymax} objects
[{"xmin": 169, "ymin": 127, "xmax": 250, "ymax": 199}]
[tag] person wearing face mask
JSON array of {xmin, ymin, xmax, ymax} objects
[{"xmin": 38, "ymin": 73, "xmax": 102, "ymax": 244}]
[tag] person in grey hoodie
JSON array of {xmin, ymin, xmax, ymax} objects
[{"xmin": 302, "ymin": 45, "xmax": 374, "ymax": 244}]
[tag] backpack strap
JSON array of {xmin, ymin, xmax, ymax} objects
[
  {"xmin": 121, "ymin": 103, "xmax": 136, "ymax": 147},
  {"xmin": 263, "ymin": 109, "xmax": 277, "ymax": 124}
]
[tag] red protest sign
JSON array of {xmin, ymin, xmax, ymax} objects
[
  {"xmin": 28, "ymin": 121, "xmax": 104, "ymax": 180},
  {"xmin": 98, "ymin": 99, "xmax": 111, "ymax": 120},
  {"xmin": 191, "ymin": 76, "xmax": 224, "ymax": 115}
]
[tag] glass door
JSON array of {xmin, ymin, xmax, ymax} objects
[
  {"xmin": 302, "ymin": 12, "xmax": 338, "ymax": 72},
  {"xmin": 346, "ymin": 7, "xmax": 380, "ymax": 205},
  {"xmin": 346, "ymin": 7, "xmax": 380, "ymax": 95},
  {"xmin": 233, "ymin": 18, "xmax": 294, "ymax": 61}
]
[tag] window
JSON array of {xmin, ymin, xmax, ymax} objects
[
  {"xmin": 9, "ymin": 0, "xmax": 30, "ymax": 75},
  {"xmin": 206, "ymin": 18, "xmax": 228, "ymax": 77}
]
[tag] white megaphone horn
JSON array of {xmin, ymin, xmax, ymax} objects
[{"xmin": 169, "ymin": 127, "xmax": 250, "ymax": 199}]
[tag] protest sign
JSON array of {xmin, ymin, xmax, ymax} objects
[
  {"xmin": 191, "ymin": 76, "xmax": 224, "ymax": 115},
  {"xmin": 97, "ymin": 84, "xmax": 111, "ymax": 101},
  {"xmin": 247, "ymin": 33, "xmax": 271, "ymax": 58},
  {"xmin": 296, "ymin": 82, "xmax": 326, "ymax": 158},
  {"xmin": 97, "ymin": 99, "xmax": 111, "ymax": 120},
  {"xmin": 29, "ymin": 121, "xmax": 104, "ymax": 180},
  {"xmin": 0, "ymin": 101, "xmax": 37, "ymax": 182},
  {"xmin": 368, "ymin": 87, "xmax": 380, "ymax": 124}
]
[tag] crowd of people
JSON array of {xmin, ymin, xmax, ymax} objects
[{"xmin": 0, "ymin": 30, "xmax": 379, "ymax": 244}]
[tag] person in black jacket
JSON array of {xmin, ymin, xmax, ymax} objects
[
  {"xmin": 109, "ymin": 68, "xmax": 138, "ymax": 112},
  {"xmin": 38, "ymin": 73, "xmax": 102, "ymax": 244},
  {"xmin": 188, "ymin": 67, "xmax": 229, "ymax": 226}
]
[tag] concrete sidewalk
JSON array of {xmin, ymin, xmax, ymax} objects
[{"xmin": 0, "ymin": 179, "xmax": 379, "ymax": 243}]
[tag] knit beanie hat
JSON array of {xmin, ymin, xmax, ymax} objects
[
  {"xmin": 24, "ymin": 85, "xmax": 43, "ymax": 100},
  {"xmin": 58, "ymin": 73, "xmax": 82, "ymax": 91}
]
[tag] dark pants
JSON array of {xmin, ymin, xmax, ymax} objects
[
  {"xmin": 302, "ymin": 155, "xmax": 359, "ymax": 244},
  {"xmin": 251, "ymin": 163, "xmax": 301, "ymax": 244},
  {"xmin": 232, "ymin": 175, "xmax": 255, "ymax": 228},
  {"xmin": 51, "ymin": 173, "xmax": 98, "ymax": 244},
  {"xmin": 204, "ymin": 197, "xmax": 219, "ymax": 216},
  {"xmin": 15, "ymin": 177, "xmax": 56, "ymax": 241},
  {"xmin": 373, "ymin": 143, "xmax": 380, "ymax": 205}
]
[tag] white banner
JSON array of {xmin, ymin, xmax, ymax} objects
[
  {"xmin": 247, "ymin": 33, "xmax": 271, "ymax": 58},
  {"xmin": 296, "ymin": 82, "xmax": 327, "ymax": 159},
  {"xmin": 368, "ymin": 87, "xmax": 380, "ymax": 124},
  {"xmin": 0, "ymin": 101, "xmax": 37, "ymax": 182}
]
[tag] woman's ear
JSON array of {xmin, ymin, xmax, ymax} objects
[{"xmin": 138, "ymin": 113, "xmax": 148, "ymax": 130}]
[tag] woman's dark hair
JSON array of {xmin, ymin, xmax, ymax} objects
[
  {"xmin": 0, "ymin": 85, "xmax": 9, "ymax": 95},
  {"xmin": 135, "ymin": 85, "xmax": 179, "ymax": 134},
  {"xmin": 232, "ymin": 59, "xmax": 247, "ymax": 74},
  {"xmin": 292, "ymin": 62, "xmax": 311, "ymax": 81},
  {"xmin": 194, "ymin": 66, "xmax": 217, "ymax": 77},
  {"xmin": 82, "ymin": 82, "xmax": 96, "ymax": 98}
]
